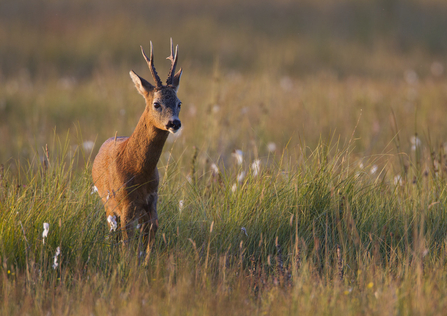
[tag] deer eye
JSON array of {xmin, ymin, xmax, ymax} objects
[
  {"xmin": 178, "ymin": 102, "xmax": 182, "ymax": 109},
  {"xmin": 153, "ymin": 102, "xmax": 161, "ymax": 110}
]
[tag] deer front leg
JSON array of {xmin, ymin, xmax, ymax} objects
[
  {"xmin": 142, "ymin": 193, "xmax": 159, "ymax": 265},
  {"xmin": 119, "ymin": 203, "xmax": 141, "ymax": 250}
]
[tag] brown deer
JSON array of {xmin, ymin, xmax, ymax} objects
[{"xmin": 92, "ymin": 39, "xmax": 182, "ymax": 261}]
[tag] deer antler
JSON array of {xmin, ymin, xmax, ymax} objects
[
  {"xmin": 166, "ymin": 38, "xmax": 178, "ymax": 86},
  {"xmin": 141, "ymin": 42, "xmax": 163, "ymax": 88}
]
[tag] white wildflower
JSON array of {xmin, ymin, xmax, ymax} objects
[
  {"xmin": 280, "ymin": 76, "xmax": 293, "ymax": 91},
  {"xmin": 232, "ymin": 149, "xmax": 244, "ymax": 165},
  {"xmin": 359, "ymin": 162, "xmax": 364, "ymax": 169},
  {"xmin": 42, "ymin": 223, "xmax": 50, "ymax": 243},
  {"xmin": 394, "ymin": 175, "xmax": 403, "ymax": 186},
  {"xmin": 211, "ymin": 163, "xmax": 219, "ymax": 175},
  {"xmin": 237, "ymin": 171, "xmax": 246, "ymax": 183},
  {"xmin": 231, "ymin": 183, "xmax": 237, "ymax": 193},
  {"xmin": 404, "ymin": 69, "xmax": 418, "ymax": 85},
  {"xmin": 267, "ymin": 142, "xmax": 277, "ymax": 152},
  {"xmin": 370, "ymin": 165, "xmax": 378, "ymax": 174},
  {"xmin": 410, "ymin": 136, "xmax": 421, "ymax": 151},
  {"xmin": 107, "ymin": 215, "xmax": 118, "ymax": 232},
  {"xmin": 431, "ymin": 62, "xmax": 444, "ymax": 77},
  {"xmin": 251, "ymin": 159, "xmax": 261, "ymax": 177},
  {"xmin": 179, "ymin": 200, "xmax": 184, "ymax": 212},
  {"xmin": 186, "ymin": 175, "xmax": 192, "ymax": 184},
  {"xmin": 42, "ymin": 223, "xmax": 50, "ymax": 238},
  {"xmin": 241, "ymin": 227, "xmax": 248, "ymax": 236},
  {"xmin": 52, "ymin": 247, "xmax": 61, "ymax": 270},
  {"xmin": 91, "ymin": 186, "xmax": 98, "ymax": 195},
  {"xmin": 82, "ymin": 141, "xmax": 94, "ymax": 152},
  {"xmin": 212, "ymin": 104, "xmax": 220, "ymax": 113}
]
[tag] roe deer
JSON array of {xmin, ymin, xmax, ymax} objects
[{"xmin": 92, "ymin": 39, "xmax": 182, "ymax": 261}]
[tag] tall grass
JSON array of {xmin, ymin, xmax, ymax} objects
[{"xmin": 1, "ymin": 134, "xmax": 447, "ymax": 314}]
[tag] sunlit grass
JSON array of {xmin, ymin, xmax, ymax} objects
[{"xmin": 1, "ymin": 134, "xmax": 447, "ymax": 314}]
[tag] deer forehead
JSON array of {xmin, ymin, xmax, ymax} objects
[{"xmin": 153, "ymin": 88, "xmax": 179, "ymax": 105}]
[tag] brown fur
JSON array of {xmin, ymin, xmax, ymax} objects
[{"xmin": 92, "ymin": 40, "xmax": 182, "ymax": 262}]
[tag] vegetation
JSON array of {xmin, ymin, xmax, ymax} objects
[{"xmin": 1, "ymin": 0, "xmax": 447, "ymax": 314}]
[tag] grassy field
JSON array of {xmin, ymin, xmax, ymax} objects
[{"xmin": 1, "ymin": 0, "xmax": 447, "ymax": 315}]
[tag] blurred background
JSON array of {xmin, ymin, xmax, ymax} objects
[{"xmin": 1, "ymin": 0, "xmax": 447, "ymax": 170}]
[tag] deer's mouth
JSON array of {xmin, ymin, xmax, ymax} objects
[{"xmin": 167, "ymin": 127, "xmax": 181, "ymax": 134}]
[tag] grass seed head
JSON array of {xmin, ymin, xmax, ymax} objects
[
  {"xmin": 232, "ymin": 150, "xmax": 244, "ymax": 165},
  {"xmin": 251, "ymin": 159, "xmax": 261, "ymax": 177},
  {"xmin": 53, "ymin": 247, "xmax": 61, "ymax": 270},
  {"xmin": 42, "ymin": 222, "xmax": 50, "ymax": 240}
]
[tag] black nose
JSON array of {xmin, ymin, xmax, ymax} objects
[{"xmin": 167, "ymin": 119, "xmax": 181, "ymax": 130}]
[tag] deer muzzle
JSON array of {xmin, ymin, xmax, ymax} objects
[{"xmin": 166, "ymin": 119, "xmax": 181, "ymax": 133}]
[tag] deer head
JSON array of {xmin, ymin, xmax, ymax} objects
[{"xmin": 129, "ymin": 39, "xmax": 183, "ymax": 134}]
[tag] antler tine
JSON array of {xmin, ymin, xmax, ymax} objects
[
  {"xmin": 140, "ymin": 42, "xmax": 163, "ymax": 88},
  {"xmin": 166, "ymin": 38, "xmax": 178, "ymax": 85}
]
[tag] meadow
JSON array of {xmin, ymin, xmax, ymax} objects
[{"xmin": 1, "ymin": 0, "xmax": 447, "ymax": 314}]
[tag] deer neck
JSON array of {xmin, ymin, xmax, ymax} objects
[{"xmin": 121, "ymin": 107, "xmax": 169, "ymax": 175}]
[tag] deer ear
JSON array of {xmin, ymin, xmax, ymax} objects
[
  {"xmin": 172, "ymin": 68, "xmax": 182, "ymax": 92},
  {"xmin": 130, "ymin": 70, "xmax": 154, "ymax": 96}
]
